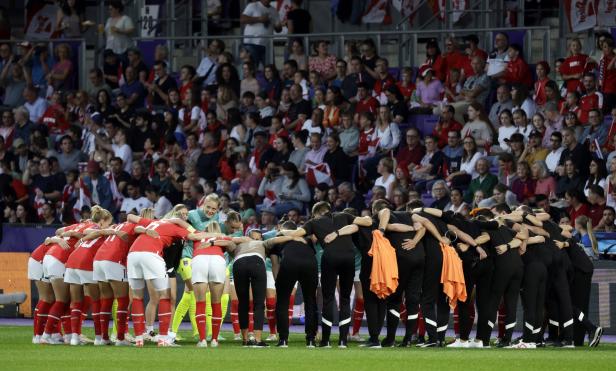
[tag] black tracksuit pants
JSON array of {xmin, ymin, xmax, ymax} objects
[
  {"xmin": 233, "ymin": 255, "xmax": 266, "ymax": 331},
  {"xmin": 320, "ymin": 251, "xmax": 355, "ymax": 343}
]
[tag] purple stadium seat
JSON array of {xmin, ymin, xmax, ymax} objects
[{"xmin": 408, "ymin": 114, "xmax": 439, "ymax": 137}]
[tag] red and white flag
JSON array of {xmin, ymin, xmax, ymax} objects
[
  {"xmin": 565, "ymin": 0, "xmax": 598, "ymax": 32},
  {"xmin": 597, "ymin": 0, "xmax": 616, "ymax": 27},
  {"xmin": 362, "ymin": 0, "xmax": 392, "ymax": 25},
  {"xmin": 25, "ymin": 0, "xmax": 60, "ymax": 40},
  {"xmin": 106, "ymin": 171, "xmax": 125, "ymax": 210},
  {"xmin": 73, "ymin": 177, "xmax": 92, "ymax": 221},
  {"xmin": 306, "ymin": 163, "xmax": 334, "ymax": 187},
  {"xmin": 392, "ymin": 0, "xmax": 421, "ymax": 24},
  {"xmin": 276, "ymin": 0, "xmax": 293, "ymax": 22},
  {"xmin": 430, "ymin": 0, "xmax": 467, "ymax": 23},
  {"xmin": 263, "ymin": 189, "xmax": 277, "ymax": 207}
]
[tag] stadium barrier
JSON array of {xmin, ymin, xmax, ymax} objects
[{"xmin": 2, "ymin": 223, "xmax": 616, "ymax": 334}]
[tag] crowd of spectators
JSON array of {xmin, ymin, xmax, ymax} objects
[{"xmin": 1, "ymin": 0, "xmax": 616, "ymax": 234}]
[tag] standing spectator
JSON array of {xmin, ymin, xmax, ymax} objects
[
  {"xmin": 423, "ymin": 38, "xmax": 445, "ymax": 81},
  {"xmin": 465, "ymin": 34, "xmax": 488, "ymax": 61},
  {"xmin": 341, "ymin": 56, "xmax": 374, "ymax": 102},
  {"xmin": 0, "ymin": 59, "xmax": 29, "ymax": 107},
  {"xmin": 598, "ymin": 38, "xmax": 616, "ymax": 113},
  {"xmin": 560, "ymin": 38, "xmax": 593, "ymax": 94},
  {"xmin": 196, "ymin": 39, "xmax": 224, "ymax": 87},
  {"xmin": 241, "ymin": 62, "xmax": 260, "ymax": 97},
  {"xmin": 285, "ymin": 0, "xmax": 311, "ymax": 35},
  {"xmin": 309, "ymin": 41, "xmax": 337, "ymax": 82},
  {"xmin": 104, "ymin": 1, "xmax": 135, "ymax": 57},
  {"xmin": 102, "ymin": 49, "xmax": 121, "ymax": 89},
  {"xmin": 20, "ymin": 42, "xmax": 53, "ymax": 88},
  {"xmin": 450, "ymin": 56, "xmax": 490, "ymax": 122},
  {"xmin": 240, "ymin": 0, "xmax": 282, "ymax": 69},
  {"xmin": 360, "ymin": 38, "xmax": 380, "ymax": 80},
  {"xmin": 533, "ymin": 61, "xmax": 552, "ymax": 108},
  {"xmin": 124, "ymin": 47, "xmax": 149, "ymax": 83},
  {"xmin": 47, "ymin": 43, "xmax": 74, "ymax": 92},
  {"xmin": 442, "ymin": 36, "xmax": 472, "ymax": 80},
  {"xmin": 489, "ymin": 32, "xmax": 509, "ymax": 60},
  {"xmin": 55, "ymin": 0, "xmax": 93, "ymax": 38},
  {"xmin": 488, "ymin": 85, "xmax": 513, "ymax": 127}
]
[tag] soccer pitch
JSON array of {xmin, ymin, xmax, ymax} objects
[{"xmin": 1, "ymin": 326, "xmax": 615, "ymax": 371}]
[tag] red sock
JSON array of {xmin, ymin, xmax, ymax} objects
[
  {"xmin": 158, "ymin": 298, "xmax": 171, "ymax": 336},
  {"xmin": 418, "ymin": 311, "xmax": 426, "ymax": 337},
  {"xmin": 35, "ymin": 300, "xmax": 51, "ymax": 336},
  {"xmin": 248, "ymin": 300, "xmax": 254, "ymax": 333},
  {"xmin": 453, "ymin": 306, "xmax": 459, "ymax": 336},
  {"xmin": 288, "ymin": 295, "xmax": 295, "ymax": 324},
  {"xmin": 196, "ymin": 300, "xmax": 207, "ymax": 341},
  {"xmin": 131, "ymin": 298, "xmax": 146, "ymax": 337},
  {"xmin": 400, "ymin": 303, "xmax": 408, "ymax": 327},
  {"xmin": 231, "ymin": 299, "xmax": 240, "ymax": 334},
  {"xmin": 266, "ymin": 297, "xmax": 276, "ymax": 334},
  {"xmin": 91, "ymin": 299, "xmax": 101, "ymax": 336},
  {"xmin": 70, "ymin": 301, "xmax": 84, "ymax": 335},
  {"xmin": 33, "ymin": 302, "xmax": 40, "ymax": 335},
  {"xmin": 99, "ymin": 298, "xmax": 113, "ymax": 340},
  {"xmin": 352, "ymin": 298, "xmax": 365, "ymax": 336},
  {"xmin": 497, "ymin": 302, "xmax": 506, "ymax": 339},
  {"xmin": 61, "ymin": 305, "xmax": 72, "ymax": 335},
  {"xmin": 211, "ymin": 302, "xmax": 222, "ymax": 341},
  {"xmin": 44, "ymin": 301, "xmax": 66, "ymax": 335},
  {"xmin": 116, "ymin": 297, "xmax": 129, "ymax": 341}
]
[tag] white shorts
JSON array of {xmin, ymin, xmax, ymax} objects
[
  {"xmin": 354, "ymin": 270, "xmax": 360, "ymax": 282},
  {"xmin": 64, "ymin": 268, "xmax": 95, "ymax": 285},
  {"xmin": 93, "ymin": 260, "xmax": 127, "ymax": 282},
  {"xmin": 42, "ymin": 255, "xmax": 65, "ymax": 280},
  {"xmin": 267, "ymin": 270, "xmax": 275, "ymax": 290},
  {"xmin": 191, "ymin": 255, "xmax": 227, "ymax": 284},
  {"xmin": 127, "ymin": 252, "xmax": 169, "ymax": 291},
  {"xmin": 27, "ymin": 257, "xmax": 48, "ymax": 282}
]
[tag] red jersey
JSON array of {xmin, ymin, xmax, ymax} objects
[
  {"xmin": 470, "ymin": 48, "xmax": 488, "ymax": 61},
  {"xmin": 600, "ymin": 53, "xmax": 616, "ymax": 94},
  {"xmin": 604, "ymin": 119, "xmax": 616, "ymax": 151},
  {"xmin": 433, "ymin": 120, "xmax": 463, "ymax": 149},
  {"xmin": 568, "ymin": 203, "xmax": 590, "ymax": 226},
  {"xmin": 444, "ymin": 51, "xmax": 473, "ymax": 78},
  {"xmin": 579, "ymin": 91, "xmax": 604, "ymax": 124},
  {"xmin": 40, "ymin": 104, "xmax": 69, "ymax": 134},
  {"xmin": 129, "ymin": 219, "xmax": 190, "ymax": 257},
  {"xmin": 94, "ymin": 219, "xmax": 150, "ymax": 266},
  {"xmin": 533, "ymin": 78, "xmax": 551, "ymax": 107},
  {"xmin": 45, "ymin": 222, "xmax": 96, "ymax": 263},
  {"xmin": 31, "ymin": 243, "xmax": 51, "ymax": 263},
  {"xmin": 504, "ymin": 57, "xmax": 533, "ymax": 87},
  {"xmin": 425, "ymin": 55, "xmax": 446, "ymax": 81},
  {"xmin": 179, "ymin": 81, "xmax": 193, "ymax": 102},
  {"xmin": 356, "ymin": 97, "xmax": 379, "ymax": 115},
  {"xmin": 374, "ymin": 74, "xmax": 396, "ymax": 96},
  {"xmin": 396, "ymin": 82, "xmax": 415, "ymax": 99},
  {"xmin": 560, "ymin": 54, "xmax": 591, "ymax": 93},
  {"xmin": 65, "ymin": 229, "xmax": 107, "ymax": 271},
  {"xmin": 358, "ymin": 127, "xmax": 376, "ymax": 156},
  {"xmin": 193, "ymin": 236, "xmax": 231, "ymax": 258}
]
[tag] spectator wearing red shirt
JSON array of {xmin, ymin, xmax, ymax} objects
[
  {"xmin": 560, "ymin": 38, "xmax": 593, "ymax": 94},
  {"xmin": 396, "ymin": 67, "xmax": 416, "ymax": 102},
  {"xmin": 396, "ymin": 127, "xmax": 426, "ymax": 170},
  {"xmin": 373, "ymin": 58, "xmax": 396, "ymax": 104},
  {"xmin": 533, "ymin": 61, "xmax": 552, "ymax": 108},
  {"xmin": 566, "ymin": 188, "xmax": 590, "ymax": 226},
  {"xmin": 497, "ymin": 44, "xmax": 532, "ymax": 88},
  {"xmin": 587, "ymin": 184, "xmax": 607, "ymax": 227},
  {"xmin": 579, "ymin": 73, "xmax": 603, "ymax": 124},
  {"xmin": 599, "ymin": 38, "xmax": 616, "ymax": 113},
  {"xmin": 178, "ymin": 65, "xmax": 195, "ymax": 103},
  {"xmin": 354, "ymin": 82, "xmax": 379, "ymax": 122},
  {"xmin": 432, "ymin": 105, "xmax": 463, "ymax": 149},
  {"xmin": 442, "ymin": 37, "xmax": 473, "ymax": 80},
  {"xmin": 423, "ymin": 38, "xmax": 446, "ymax": 82},
  {"xmin": 465, "ymin": 34, "xmax": 488, "ymax": 62}
]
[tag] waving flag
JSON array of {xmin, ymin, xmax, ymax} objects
[
  {"xmin": 362, "ymin": 0, "xmax": 392, "ymax": 24},
  {"xmin": 306, "ymin": 163, "xmax": 334, "ymax": 187},
  {"xmin": 392, "ymin": 0, "xmax": 421, "ymax": 24},
  {"xmin": 565, "ymin": 0, "xmax": 598, "ymax": 32},
  {"xmin": 276, "ymin": 0, "xmax": 293, "ymax": 22},
  {"xmin": 106, "ymin": 171, "xmax": 125, "ymax": 211},
  {"xmin": 430, "ymin": 0, "xmax": 467, "ymax": 23}
]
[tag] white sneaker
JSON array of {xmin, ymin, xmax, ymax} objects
[
  {"xmin": 158, "ymin": 336, "xmax": 180, "ymax": 347},
  {"xmin": 110, "ymin": 334, "xmax": 117, "ymax": 342},
  {"xmin": 506, "ymin": 341, "xmax": 536, "ymax": 349},
  {"xmin": 217, "ymin": 334, "xmax": 226, "ymax": 341},
  {"xmin": 196, "ymin": 340, "xmax": 208, "ymax": 348},
  {"xmin": 93, "ymin": 336, "xmax": 103, "ymax": 345},
  {"xmin": 70, "ymin": 333, "xmax": 80, "ymax": 346},
  {"xmin": 41, "ymin": 333, "xmax": 63, "ymax": 345},
  {"xmin": 115, "ymin": 340, "xmax": 131, "ymax": 346},
  {"xmin": 266, "ymin": 334, "xmax": 278, "ymax": 342},
  {"xmin": 63, "ymin": 334, "xmax": 71, "ymax": 344},
  {"xmin": 210, "ymin": 339, "xmax": 219, "ymax": 348},
  {"xmin": 349, "ymin": 334, "xmax": 365, "ymax": 342},
  {"xmin": 79, "ymin": 334, "xmax": 94, "ymax": 344},
  {"xmin": 233, "ymin": 334, "xmax": 243, "ymax": 341},
  {"xmin": 447, "ymin": 338, "xmax": 469, "ymax": 348},
  {"xmin": 124, "ymin": 332, "xmax": 135, "ymax": 342},
  {"xmin": 32, "ymin": 335, "xmax": 41, "ymax": 344},
  {"xmin": 94, "ymin": 339, "xmax": 111, "ymax": 346},
  {"xmin": 143, "ymin": 332, "xmax": 156, "ymax": 342},
  {"xmin": 135, "ymin": 336, "xmax": 144, "ymax": 348},
  {"xmin": 468, "ymin": 339, "xmax": 488, "ymax": 348}
]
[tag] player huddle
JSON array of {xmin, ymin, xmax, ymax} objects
[{"xmin": 27, "ymin": 195, "xmax": 604, "ymax": 349}]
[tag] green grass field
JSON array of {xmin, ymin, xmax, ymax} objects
[{"xmin": 1, "ymin": 326, "xmax": 615, "ymax": 371}]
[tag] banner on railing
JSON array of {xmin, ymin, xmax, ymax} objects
[
  {"xmin": 392, "ymin": 0, "xmax": 421, "ymax": 24},
  {"xmin": 597, "ymin": 0, "xmax": 616, "ymax": 27},
  {"xmin": 362, "ymin": 0, "xmax": 393, "ymax": 25},
  {"xmin": 25, "ymin": 0, "xmax": 58, "ymax": 40},
  {"xmin": 565, "ymin": 0, "xmax": 616, "ymax": 31},
  {"xmin": 430, "ymin": 0, "xmax": 467, "ymax": 23}
]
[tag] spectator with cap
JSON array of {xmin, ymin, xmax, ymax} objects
[
  {"xmin": 82, "ymin": 159, "xmax": 113, "ymax": 211},
  {"xmin": 240, "ymin": 0, "xmax": 282, "ymax": 69},
  {"xmin": 518, "ymin": 130, "xmax": 548, "ymax": 167},
  {"xmin": 145, "ymin": 184, "xmax": 173, "ymax": 218}
]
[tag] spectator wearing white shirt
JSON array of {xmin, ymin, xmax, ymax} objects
[
  {"xmin": 545, "ymin": 131, "xmax": 564, "ymax": 173},
  {"xmin": 511, "ymin": 83, "xmax": 537, "ymax": 120},
  {"xmin": 23, "ymin": 85, "xmax": 47, "ymax": 124},
  {"xmin": 145, "ymin": 184, "xmax": 173, "ymax": 218},
  {"xmin": 104, "ymin": 1, "xmax": 135, "ymax": 56},
  {"xmin": 301, "ymin": 108, "xmax": 326, "ymax": 145},
  {"xmin": 239, "ymin": 0, "xmax": 282, "ymax": 69},
  {"xmin": 120, "ymin": 180, "xmax": 153, "ymax": 215},
  {"xmin": 374, "ymin": 106, "xmax": 401, "ymax": 153},
  {"xmin": 97, "ymin": 127, "xmax": 132, "ymax": 173},
  {"xmin": 196, "ymin": 39, "xmax": 224, "ymax": 87},
  {"xmin": 447, "ymin": 136, "xmax": 482, "ymax": 187}
]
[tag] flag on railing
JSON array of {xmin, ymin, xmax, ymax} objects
[
  {"xmin": 362, "ymin": 0, "xmax": 392, "ymax": 25},
  {"xmin": 25, "ymin": 0, "xmax": 60, "ymax": 39},
  {"xmin": 597, "ymin": 0, "xmax": 616, "ymax": 27},
  {"xmin": 392, "ymin": 0, "xmax": 421, "ymax": 24},
  {"xmin": 565, "ymin": 0, "xmax": 598, "ymax": 32},
  {"xmin": 429, "ymin": 0, "xmax": 467, "ymax": 23}
]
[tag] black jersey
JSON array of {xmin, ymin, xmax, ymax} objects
[{"xmin": 303, "ymin": 212, "xmax": 356, "ymax": 256}]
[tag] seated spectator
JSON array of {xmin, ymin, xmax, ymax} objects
[
  {"xmin": 309, "ymin": 40, "xmax": 337, "ymax": 82},
  {"xmin": 276, "ymin": 162, "xmax": 310, "ymax": 216},
  {"xmin": 450, "ymin": 56, "xmax": 490, "ymax": 123},
  {"xmin": 494, "ymin": 109, "xmax": 516, "ymax": 152},
  {"xmin": 545, "ymin": 131, "xmax": 564, "ymax": 173},
  {"xmin": 430, "ymin": 180, "xmax": 450, "ymax": 210},
  {"xmin": 392, "ymin": 187, "xmax": 409, "ymax": 211},
  {"xmin": 353, "ymin": 82, "xmax": 379, "ymax": 121},
  {"xmin": 558, "ymin": 127, "xmax": 592, "ymax": 178},
  {"xmin": 304, "ymin": 132, "xmax": 327, "ymax": 169},
  {"xmin": 410, "ymin": 135, "xmax": 444, "ymax": 194},
  {"xmin": 463, "ymin": 157, "xmax": 498, "ymax": 203},
  {"xmin": 599, "ymin": 38, "xmax": 616, "ymax": 112},
  {"xmin": 82, "ymin": 159, "xmax": 113, "ymax": 211},
  {"xmin": 40, "ymin": 200, "xmax": 60, "ymax": 225},
  {"xmin": 510, "ymin": 162, "xmax": 536, "ymax": 203},
  {"xmin": 374, "ymin": 105, "xmax": 401, "ymax": 154},
  {"xmin": 257, "ymin": 161, "xmax": 283, "ymax": 202},
  {"xmin": 396, "ymin": 67, "xmax": 415, "ymax": 103},
  {"xmin": 287, "ymin": 39, "xmax": 308, "ymax": 71},
  {"xmin": 494, "ymin": 43, "xmax": 532, "ymax": 88},
  {"xmin": 322, "ymin": 87, "xmax": 343, "ymax": 129},
  {"xmin": 396, "ymin": 127, "xmax": 425, "ymax": 171},
  {"xmin": 235, "ymin": 160, "xmax": 260, "ymax": 198},
  {"xmin": 512, "ymin": 109, "xmax": 533, "ymax": 141},
  {"xmin": 477, "ymin": 183, "xmax": 517, "ymax": 209},
  {"xmin": 385, "ymin": 86, "xmax": 408, "ymax": 124},
  {"xmin": 447, "ymin": 136, "xmax": 481, "ymax": 188},
  {"xmin": 412, "ymin": 67, "xmax": 444, "ymax": 113},
  {"xmin": 339, "ymin": 113, "xmax": 359, "ymax": 157},
  {"xmin": 145, "ymin": 184, "xmax": 172, "ymax": 218},
  {"xmin": 341, "ymin": 56, "xmax": 374, "ymax": 102},
  {"xmin": 120, "ymin": 180, "xmax": 153, "ymax": 216},
  {"xmin": 566, "ymin": 188, "xmax": 590, "ymax": 226},
  {"xmin": 581, "ymin": 109, "xmax": 608, "ymax": 148},
  {"xmin": 238, "ymin": 193, "xmax": 257, "ymax": 224},
  {"xmin": 241, "ymin": 62, "xmax": 260, "ymax": 97},
  {"xmin": 583, "ymin": 158, "xmax": 607, "ymax": 198},
  {"xmin": 146, "ymin": 61, "xmax": 177, "ymax": 109},
  {"xmin": 579, "ymin": 73, "xmax": 603, "ymax": 124},
  {"xmin": 433, "ymin": 105, "xmax": 463, "ymax": 149},
  {"xmin": 324, "ymin": 133, "xmax": 351, "ymax": 184},
  {"xmin": 22, "ymin": 85, "xmax": 47, "ymax": 124},
  {"xmin": 556, "ymin": 159, "xmax": 585, "ymax": 198},
  {"xmin": 511, "ymin": 83, "xmax": 537, "ymax": 121},
  {"xmin": 461, "ymin": 102, "xmax": 493, "ymax": 147},
  {"xmin": 532, "ymin": 160, "xmax": 557, "ymax": 198},
  {"xmin": 85, "ymin": 68, "xmax": 112, "ymax": 102},
  {"xmin": 120, "ymin": 66, "xmax": 146, "ymax": 109},
  {"xmin": 336, "ymin": 181, "xmax": 365, "ymax": 212},
  {"xmin": 542, "ymin": 102, "xmax": 563, "ymax": 148},
  {"xmin": 285, "ymin": 84, "xmax": 312, "ymax": 131},
  {"xmin": 444, "ymin": 188, "xmax": 469, "ymax": 216},
  {"xmin": 587, "ymin": 184, "xmax": 607, "ymax": 227},
  {"xmin": 595, "ymin": 206, "xmax": 616, "ymax": 232},
  {"xmin": 488, "ymin": 85, "xmax": 513, "ymax": 128},
  {"xmin": 124, "ymin": 47, "xmax": 148, "ymax": 82},
  {"xmin": 519, "ymin": 130, "xmax": 548, "ymax": 167},
  {"xmin": 374, "ymin": 157, "xmax": 395, "ymax": 200},
  {"xmin": 52, "ymin": 135, "xmax": 87, "ymax": 173},
  {"xmin": 423, "ymin": 38, "xmax": 446, "ymax": 81},
  {"xmin": 373, "ymin": 58, "xmax": 396, "ymax": 105}
]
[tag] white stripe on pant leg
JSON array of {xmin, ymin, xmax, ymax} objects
[
  {"xmin": 578, "ymin": 312, "xmax": 584, "ymax": 321},
  {"xmin": 339, "ymin": 317, "xmax": 351, "ymax": 326},
  {"xmin": 388, "ymin": 309, "xmax": 400, "ymax": 318},
  {"xmin": 437, "ymin": 325, "xmax": 448, "ymax": 332},
  {"xmin": 322, "ymin": 318, "xmax": 333, "ymax": 327},
  {"xmin": 549, "ymin": 319, "xmax": 559, "ymax": 327},
  {"xmin": 532, "ymin": 327, "xmax": 541, "ymax": 334},
  {"xmin": 425, "ymin": 318, "xmax": 437, "ymax": 327},
  {"xmin": 505, "ymin": 322, "xmax": 516, "ymax": 330},
  {"xmin": 408, "ymin": 314, "xmax": 418, "ymax": 320},
  {"xmin": 525, "ymin": 322, "xmax": 533, "ymax": 331},
  {"xmin": 563, "ymin": 319, "xmax": 574, "ymax": 328},
  {"xmin": 487, "ymin": 320, "xmax": 494, "ymax": 328}
]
